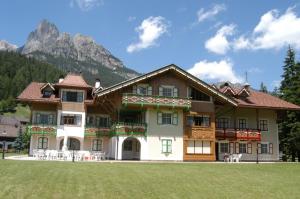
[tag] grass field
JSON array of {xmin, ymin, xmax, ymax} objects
[
  {"xmin": 3, "ymin": 104, "xmax": 30, "ymax": 119},
  {"xmin": 0, "ymin": 160, "xmax": 299, "ymax": 199}
]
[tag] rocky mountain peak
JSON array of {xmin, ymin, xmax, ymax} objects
[
  {"xmin": 0, "ymin": 40, "xmax": 17, "ymax": 52},
  {"xmin": 21, "ymin": 20, "xmax": 125, "ymax": 69}
]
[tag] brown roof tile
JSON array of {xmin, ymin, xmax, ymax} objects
[
  {"xmin": 56, "ymin": 74, "xmax": 91, "ymax": 88},
  {"xmin": 17, "ymin": 82, "xmax": 59, "ymax": 103}
]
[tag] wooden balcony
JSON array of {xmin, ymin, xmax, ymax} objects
[
  {"xmin": 27, "ymin": 124, "xmax": 57, "ymax": 136},
  {"xmin": 122, "ymin": 93, "xmax": 191, "ymax": 109},
  {"xmin": 216, "ymin": 128, "xmax": 261, "ymax": 141},
  {"xmin": 84, "ymin": 126, "xmax": 110, "ymax": 137},
  {"xmin": 111, "ymin": 122, "xmax": 147, "ymax": 136},
  {"xmin": 185, "ymin": 126, "xmax": 215, "ymax": 140}
]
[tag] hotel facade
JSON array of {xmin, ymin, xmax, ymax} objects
[{"xmin": 18, "ymin": 64, "xmax": 300, "ymax": 161}]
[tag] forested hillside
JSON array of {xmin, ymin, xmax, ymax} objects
[{"xmin": 0, "ymin": 51, "xmax": 64, "ymax": 112}]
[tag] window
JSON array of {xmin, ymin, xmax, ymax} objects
[
  {"xmin": 216, "ymin": 118, "xmax": 230, "ymax": 128},
  {"xmin": 43, "ymin": 90, "xmax": 52, "ymax": 97},
  {"xmin": 158, "ymin": 112, "xmax": 178, "ymax": 125},
  {"xmin": 238, "ymin": 119, "xmax": 247, "ymax": 129},
  {"xmin": 188, "ymin": 87, "xmax": 210, "ymax": 101},
  {"xmin": 261, "ymin": 144, "xmax": 268, "ymax": 154},
  {"xmin": 259, "ymin": 120, "xmax": 268, "ymax": 131},
  {"xmin": 92, "ymin": 139, "xmax": 102, "ymax": 151},
  {"xmin": 239, "ymin": 143, "xmax": 247, "ymax": 153},
  {"xmin": 38, "ymin": 137, "xmax": 48, "ymax": 149},
  {"xmin": 95, "ymin": 116, "xmax": 110, "ymax": 127},
  {"xmin": 193, "ymin": 115, "xmax": 210, "ymax": 127},
  {"xmin": 35, "ymin": 113, "xmax": 54, "ymax": 125},
  {"xmin": 162, "ymin": 139, "xmax": 172, "ymax": 153},
  {"xmin": 187, "ymin": 140, "xmax": 211, "ymax": 154},
  {"xmin": 86, "ymin": 115, "xmax": 94, "ymax": 126},
  {"xmin": 133, "ymin": 84, "xmax": 152, "ymax": 96},
  {"xmin": 220, "ymin": 143, "xmax": 229, "ymax": 153},
  {"xmin": 61, "ymin": 114, "xmax": 82, "ymax": 125},
  {"xmin": 159, "ymin": 86, "xmax": 178, "ymax": 97},
  {"xmin": 62, "ymin": 91, "xmax": 84, "ymax": 102}
]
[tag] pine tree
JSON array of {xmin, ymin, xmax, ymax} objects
[
  {"xmin": 279, "ymin": 47, "xmax": 300, "ymax": 162},
  {"xmin": 259, "ymin": 82, "xmax": 268, "ymax": 93}
]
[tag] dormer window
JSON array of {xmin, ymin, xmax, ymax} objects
[{"xmin": 43, "ymin": 90, "xmax": 52, "ymax": 98}]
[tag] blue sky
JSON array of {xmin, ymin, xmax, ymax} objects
[{"xmin": 1, "ymin": 0, "xmax": 300, "ymax": 90}]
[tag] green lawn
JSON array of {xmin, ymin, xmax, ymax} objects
[{"xmin": 0, "ymin": 161, "xmax": 299, "ymax": 199}]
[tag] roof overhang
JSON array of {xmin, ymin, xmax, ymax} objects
[{"xmin": 94, "ymin": 64, "xmax": 238, "ymax": 106}]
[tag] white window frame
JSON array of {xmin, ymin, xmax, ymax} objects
[
  {"xmin": 162, "ymin": 139, "xmax": 172, "ymax": 153},
  {"xmin": 260, "ymin": 142, "xmax": 269, "ymax": 154},
  {"xmin": 239, "ymin": 142, "xmax": 247, "ymax": 154},
  {"xmin": 216, "ymin": 117, "xmax": 231, "ymax": 129}
]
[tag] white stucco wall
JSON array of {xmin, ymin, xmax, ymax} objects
[{"xmin": 145, "ymin": 108, "xmax": 184, "ymax": 161}]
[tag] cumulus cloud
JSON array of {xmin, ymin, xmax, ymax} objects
[
  {"xmin": 127, "ymin": 16, "xmax": 169, "ymax": 53},
  {"xmin": 197, "ymin": 4, "xmax": 226, "ymax": 22},
  {"xmin": 187, "ymin": 59, "xmax": 242, "ymax": 83},
  {"xmin": 207, "ymin": 7, "xmax": 300, "ymax": 54},
  {"xmin": 205, "ymin": 24, "xmax": 235, "ymax": 54},
  {"xmin": 70, "ymin": 0, "xmax": 103, "ymax": 11}
]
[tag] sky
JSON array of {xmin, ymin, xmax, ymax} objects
[{"xmin": 1, "ymin": 0, "xmax": 300, "ymax": 90}]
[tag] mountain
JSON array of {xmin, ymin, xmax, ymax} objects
[
  {"xmin": 0, "ymin": 20, "xmax": 139, "ymax": 87},
  {"xmin": 0, "ymin": 40, "xmax": 17, "ymax": 52}
]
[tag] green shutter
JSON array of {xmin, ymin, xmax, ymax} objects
[
  {"xmin": 173, "ymin": 87, "xmax": 178, "ymax": 97},
  {"xmin": 247, "ymin": 143, "xmax": 252, "ymax": 154},
  {"xmin": 269, "ymin": 143, "xmax": 273, "ymax": 154},
  {"xmin": 133, "ymin": 85, "xmax": 137, "ymax": 94},
  {"xmin": 257, "ymin": 143, "xmax": 262, "ymax": 154},
  {"xmin": 147, "ymin": 86, "xmax": 152, "ymax": 95},
  {"xmin": 157, "ymin": 112, "xmax": 162, "ymax": 125},
  {"xmin": 172, "ymin": 112, "xmax": 178, "ymax": 125},
  {"xmin": 159, "ymin": 87, "xmax": 163, "ymax": 96},
  {"xmin": 167, "ymin": 140, "xmax": 172, "ymax": 153}
]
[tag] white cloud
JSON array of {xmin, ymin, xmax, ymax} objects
[
  {"xmin": 127, "ymin": 16, "xmax": 169, "ymax": 53},
  {"xmin": 233, "ymin": 36, "xmax": 251, "ymax": 50},
  {"xmin": 187, "ymin": 59, "xmax": 242, "ymax": 83},
  {"xmin": 71, "ymin": 0, "xmax": 103, "ymax": 11},
  {"xmin": 197, "ymin": 4, "xmax": 226, "ymax": 23},
  {"xmin": 205, "ymin": 24, "xmax": 235, "ymax": 54}
]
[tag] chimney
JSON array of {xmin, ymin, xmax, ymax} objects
[
  {"xmin": 95, "ymin": 78, "xmax": 101, "ymax": 89},
  {"xmin": 58, "ymin": 75, "xmax": 64, "ymax": 83},
  {"xmin": 244, "ymin": 82, "xmax": 250, "ymax": 91}
]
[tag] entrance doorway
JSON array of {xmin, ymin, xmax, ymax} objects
[
  {"xmin": 60, "ymin": 138, "xmax": 80, "ymax": 150},
  {"xmin": 122, "ymin": 137, "xmax": 141, "ymax": 160}
]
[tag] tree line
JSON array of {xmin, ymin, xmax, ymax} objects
[{"xmin": 0, "ymin": 51, "xmax": 64, "ymax": 113}]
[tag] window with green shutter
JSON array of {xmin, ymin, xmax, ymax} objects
[
  {"xmin": 162, "ymin": 139, "xmax": 172, "ymax": 153},
  {"xmin": 157, "ymin": 112, "xmax": 178, "ymax": 125}
]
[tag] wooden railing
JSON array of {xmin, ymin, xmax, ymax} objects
[
  {"xmin": 85, "ymin": 122, "xmax": 147, "ymax": 137},
  {"xmin": 122, "ymin": 93, "xmax": 191, "ymax": 109},
  {"xmin": 186, "ymin": 126, "xmax": 214, "ymax": 140},
  {"xmin": 27, "ymin": 124, "xmax": 57, "ymax": 135},
  {"xmin": 216, "ymin": 128, "xmax": 261, "ymax": 141},
  {"xmin": 111, "ymin": 122, "xmax": 147, "ymax": 136}
]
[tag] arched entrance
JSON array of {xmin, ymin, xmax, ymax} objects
[
  {"xmin": 60, "ymin": 138, "xmax": 81, "ymax": 150},
  {"xmin": 122, "ymin": 137, "xmax": 141, "ymax": 160}
]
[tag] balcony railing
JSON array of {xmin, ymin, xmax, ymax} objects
[
  {"xmin": 84, "ymin": 125, "xmax": 111, "ymax": 137},
  {"xmin": 27, "ymin": 124, "xmax": 57, "ymax": 136},
  {"xmin": 186, "ymin": 126, "xmax": 214, "ymax": 140},
  {"xmin": 110, "ymin": 122, "xmax": 147, "ymax": 136},
  {"xmin": 122, "ymin": 93, "xmax": 191, "ymax": 109},
  {"xmin": 216, "ymin": 128, "xmax": 261, "ymax": 141}
]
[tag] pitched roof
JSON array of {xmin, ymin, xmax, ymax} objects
[
  {"xmin": 94, "ymin": 64, "xmax": 238, "ymax": 106},
  {"xmin": 56, "ymin": 73, "xmax": 91, "ymax": 88},
  {"xmin": 216, "ymin": 83, "xmax": 300, "ymax": 110},
  {"xmin": 17, "ymin": 82, "xmax": 59, "ymax": 103},
  {"xmin": 236, "ymin": 89, "xmax": 300, "ymax": 110}
]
